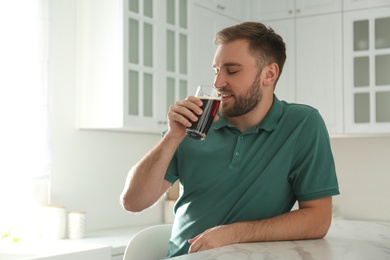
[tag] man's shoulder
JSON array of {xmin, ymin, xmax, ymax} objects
[{"xmin": 280, "ymin": 100, "xmax": 319, "ymax": 117}]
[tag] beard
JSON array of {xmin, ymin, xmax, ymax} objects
[{"xmin": 219, "ymin": 72, "xmax": 263, "ymax": 118}]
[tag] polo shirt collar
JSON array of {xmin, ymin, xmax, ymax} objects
[{"xmin": 213, "ymin": 94, "xmax": 283, "ymax": 133}]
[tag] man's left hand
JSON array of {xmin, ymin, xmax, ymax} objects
[{"xmin": 187, "ymin": 225, "xmax": 237, "ymax": 253}]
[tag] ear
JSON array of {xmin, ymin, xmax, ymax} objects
[{"xmin": 262, "ymin": 63, "xmax": 279, "ymax": 87}]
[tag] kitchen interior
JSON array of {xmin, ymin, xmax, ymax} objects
[{"xmin": 1, "ymin": 0, "xmax": 390, "ymax": 259}]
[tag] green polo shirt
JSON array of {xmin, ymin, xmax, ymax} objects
[{"xmin": 164, "ymin": 95, "xmax": 339, "ymax": 258}]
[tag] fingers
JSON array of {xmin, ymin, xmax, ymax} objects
[
  {"xmin": 168, "ymin": 96, "xmax": 203, "ymax": 128},
  {"xmin": 188, "ymin": 237, "xmax": 202, "ymax": 253}
]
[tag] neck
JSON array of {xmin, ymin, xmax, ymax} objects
[{"xmin": 227, "ymin": 94, "xmax": 274, "ymax": 133}]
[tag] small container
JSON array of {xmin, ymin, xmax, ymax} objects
[
  {"xmin": 68, "ymin": 211, "xmax": 86, "ymax": 239},
  {"xmin": 41, "ymin": 206, "xmax": 66, "ymax": 240}
]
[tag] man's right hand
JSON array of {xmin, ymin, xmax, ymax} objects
[{"xmin": 166, "ymin": 96, "xmax": 204, "ymax": 139}]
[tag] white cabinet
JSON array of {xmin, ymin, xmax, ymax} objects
[
  {"xmin": 189, "ymin": 3, "xmax": 243, "ymax": 89},
  {"xmin": 343, "ymin": 6, "xmax": 390, "ymax": 133},
  {"xmin": 295, "ymin": 14, "xmax": 343, "ymax": 134},
  {"xmin": 265, "ymin": 13, "xmax": 343, "ymax": 134},
  {"xmin": 343, "ymin": 0, "xmax": 390, "ymax": 11},
  {"xmin": 194, "ymin": 0, "xmax": 250, "ymax": 21},
  {"xmin": 252, "ymin": 0, "xmax": 341, "ymax": 21},
  {"xmin": 76, "ymin": 0, "xmax": 189, "ymax": 133}
]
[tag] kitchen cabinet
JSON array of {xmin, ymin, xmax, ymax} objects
[
  {"xmin": 189, "ymin": 1, "xmax": 247, "ymax": 89},
  {"xmin": 194, "ymin": 0, "xmax": 250, "ymax": 21},
  {"xmin": 76, "ymin": 0, "xmax": 189, "ymax": 133},
  {"xmin": 343, "ymin": 0, "xmax": 390, "ymax": 11},
  {"xmin": 252, "ymin": 0, "xmax": 341, "ymax": 21},
  {"xmin": 264, "ymin": 13, "xmax": 343, "ymax": 134},
  {"xmin": 343, "ymin": 6, "xmax": 390, "ymax": 133}
]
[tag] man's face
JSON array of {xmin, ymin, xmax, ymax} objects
[{"xmin": 212, "ymin": 39, "xmax": 263, "ymax": 118}]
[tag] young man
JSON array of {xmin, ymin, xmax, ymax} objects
[{"xmin": 121, "ymin": 22, "xmax": 339, "ymax": 258}]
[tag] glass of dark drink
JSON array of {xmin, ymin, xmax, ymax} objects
[{"xmin": 186, "ymin": 85, "xmax": 221, "ymax": 141}]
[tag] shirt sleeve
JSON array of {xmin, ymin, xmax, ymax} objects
[
  {"xmin": 289, "ymin": 109, "xmax": 340, "ymax": 201},
  {"xmin": 165, "ymin": 152, "xmax": 179, "ymax": 184},
  {"xmin": 161, "ymin": 130, "xmax": 179, "ymax": 184}
]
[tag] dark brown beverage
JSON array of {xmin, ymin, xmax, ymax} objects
[{"xmin": 186, "ymin": 97, "xmax": 221, "ymax": 140}]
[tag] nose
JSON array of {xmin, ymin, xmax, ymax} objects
[{"xmin": 213, "ymin": 71, "xmax": 226, "ymax": 90}]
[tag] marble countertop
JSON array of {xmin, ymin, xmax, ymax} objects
[
  {"xmin": 169, "ymin": 218, "xmax": 390, "ymax": 260},
  {"xmin": 0, "ymin": 224, "xmax": 154, "ymax": 260}
]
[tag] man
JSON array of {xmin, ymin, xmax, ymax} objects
[{"xmin": 120, "ymin": 22, "xmax": 339, "ymax": 258}]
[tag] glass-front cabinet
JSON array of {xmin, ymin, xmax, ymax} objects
[
  {"xmin": 344, "ymin": 6, "xmax": 390, "ymax": 133},
  {"xmin": 77, "ymin": 0, "xmax": 188, "ymax": 133},
  {"xmin": 125, "ymin": 0, "xmax": 189, "ymax": 128}
]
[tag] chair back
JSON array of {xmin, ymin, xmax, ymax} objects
[{"xmin": 123, "ymin": 224, "xmax": 172, "ymax": 260}]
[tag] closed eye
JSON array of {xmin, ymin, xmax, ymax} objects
[{"xmin": 227, "ymin": 70, "xmax": 238, "ymax": 75}]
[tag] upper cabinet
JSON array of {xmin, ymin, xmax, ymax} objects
[
  {"xmin": 75, "ymin": 0, "xmax": 390, "ymax": 135},
  {"xmin": 343, "ymin": 0, "xmax": 390, "ymax": 11},
  {"xmin": 76, "ymin": 0, "xmax": 189, "ymax": 133},
  {"xmin": 252, "ymin": 0, "xmax": 341, "ymax": 21},
  {"xmin": 189, "ymin": 0, "xmax": 249, "ymax": 90},
  {"xmin": 343, "ymin": 6, "xmax": 390, "ymax": 134},
  {"xmin": 256, "ymin": 3, "xmax": 343, "ymax": 134},
  {"xmin": 194, "ymin": 0, "xmax": 250, "ymax": 21}
]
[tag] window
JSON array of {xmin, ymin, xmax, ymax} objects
[{"xmin": 0, "ymin": 0, "xmax": 50, "ymax": 239}]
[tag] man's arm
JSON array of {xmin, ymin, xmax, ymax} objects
[
  {"xmin": 188, "ymin": 196, "xmax": 332, "ymax": 253},
  {"xmin": 120, "ymin": 134, "xmax": 181, "ymax": 212},
  {"xmin": 120, "ymin": 96, "xmax": 204, "ymax": 212}
]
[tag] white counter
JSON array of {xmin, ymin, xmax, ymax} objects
[
  {"xmin": 0, "ymin": 224, "xmax": 154, "ymax": 260},
  {"xmin": 2, "ymin": 219, "xmax": 389, "ymax": 260},
  {"xmin": 169, "ymin": 219, "xmax": 390, "ymax": 260}
]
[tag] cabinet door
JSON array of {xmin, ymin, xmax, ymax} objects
[
  {"xmin": 344, "ymin": 7, "xmax": 390, "ymax": 133},
  {"xmin": 124, "ymin": 0, "xmax": 162, "ymax": 131},
  {"xmin": 189, "ymin": 5, "xmax": 239, "ymax": 90},
  {"xmin": 296, "ymin": 13, "xmax": 343, "ymax": 134},
  {"xmin": 343, "ymin": 0, "xmax": 390, "ymax": 11},
  {"xmin": 194, "ymin": 0, "xmax": 249, "ymax": 21},
  {"xmin": 252, "ymin": 0, "xmax": 294, "ymax": 21},
  {"xmin": 265, "ymin": 19, "xmax": 296, "ymax": 103},
  {"xmin": 252, "ymin": 0, "xmax": 341, "ymax": 21},
  {"xmin": 76, "ymin": 0, "xmax": 124, "ymax": 129},
  {"xmin": 157, "ymin": 0, "xmax": 190, "ymax": 123},
  {"xmin": 295, "ymin": 0, "xmax": 341, "ymax": 17}
]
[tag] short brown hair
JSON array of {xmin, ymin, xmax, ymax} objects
[{"xmin": 214, "ymin": 22, "xmax": 286, "ymax": 84}]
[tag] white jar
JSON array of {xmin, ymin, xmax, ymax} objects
[
  {"xmin": 68, "ymin": 211, "xmax": 86, "ymax": 239},
  {"xmin": 41, "ymin": 206, "xmax": 66, "ymax": 240}
]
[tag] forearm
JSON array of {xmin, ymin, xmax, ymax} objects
[
  {"xmin": 188, "ymin": 197, "xmax": 333, "ymax": 253},
  {"xmin": 120, "ymin": 132, "xmax": 183, "ymax": 212},
  {"xmin": 230, "ymin": 205, "xmax": 332, "ymax": 244}
]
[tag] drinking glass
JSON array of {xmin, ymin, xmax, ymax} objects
[{"xmin": 186, "ymin": 85, "xmax": 221, "ymax": 141}]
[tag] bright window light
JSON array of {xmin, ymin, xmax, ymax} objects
[{"xmin": 0, "ymin": 0, "xmax": 50, "ymax": 239}]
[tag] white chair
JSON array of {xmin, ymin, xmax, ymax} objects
[{"xmin": 123, "ymin": 224, "xmax": 173, "ymax": 260}]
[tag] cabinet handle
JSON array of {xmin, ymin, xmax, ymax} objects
[
  {"xmin": 288, "ymin": 10, "xmax": 293, "ymax": 14},
  {"xmin": 158, "ymin": 121, "xmax": 167, "ymax": 125},
  {"xmin": 296, "ymin": 9, "xmax": 300, "ymax": 13},
  {"xmin": 216, "ymin": 4, "xmax": 225, "ymax": 11}
]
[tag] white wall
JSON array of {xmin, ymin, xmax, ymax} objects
[
  {"xmin": 49, "ymin": 0, "xmax": 163, "ymax": 232},
  {"xmin": 49, "ymin": 0, "xmax": 390, "ymax": 234}
]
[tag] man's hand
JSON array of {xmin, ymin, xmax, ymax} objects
[
  {"xmin": 166, "ymin": 96, "xmax": 220, "ymax": 140},
  {"xmin": 187, "ymin": 197, "xmax": 333, "ymax": 254},
  {"xmin": 188, "ymin": 225, "xmax": 237, "ymax": 253},
  {"xmin": 166, "ymin": 96, "xmax": 203, "ymax": 139}
]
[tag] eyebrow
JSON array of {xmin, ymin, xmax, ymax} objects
[{"xmin": 212, "ymin": 62, "xmax": 243, "ymax": 69}]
